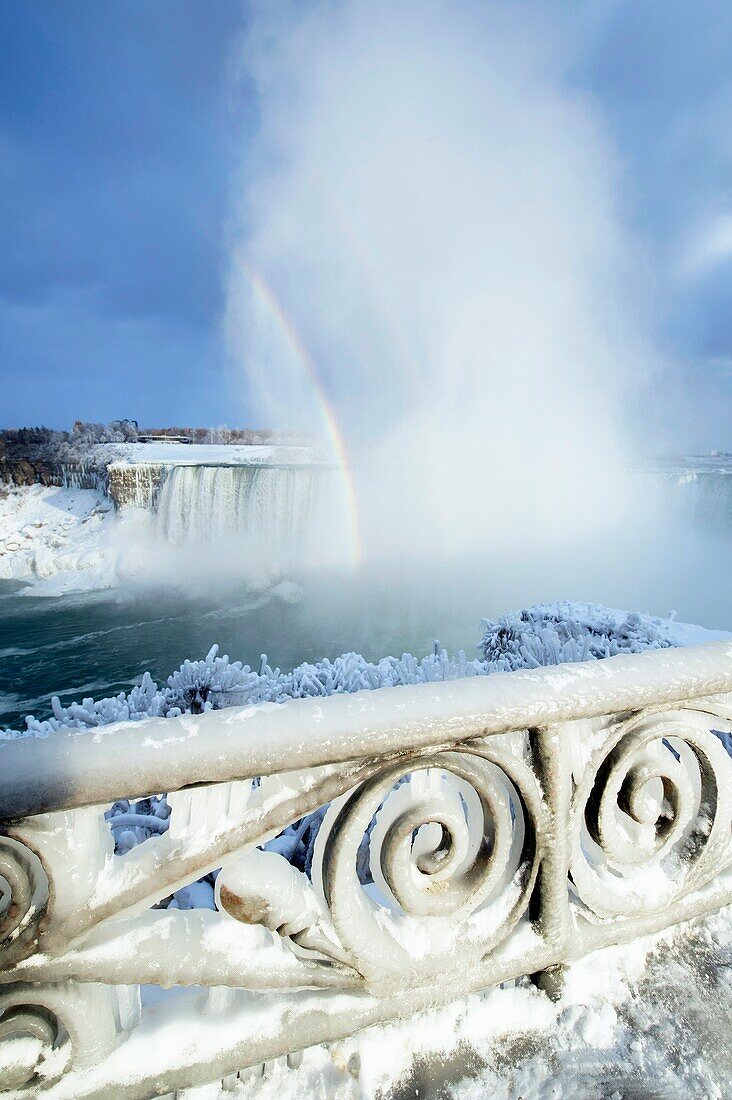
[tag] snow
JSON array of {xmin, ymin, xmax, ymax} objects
[
  {"xmin": 0, "ymin": 483, "xmax": 117, "ymax": 595},
  {"xmin": 144, "ymin": 906, "xmax": 732, "ymax": 1098},
  {"xmin": 0, "ymin": 481, "xmax": 315, "ymax": 597},
  {"xmin": 169, "ymin": 880, "xmax": 217, "ymax": 911},
  {"xmin": 98, "ymin": 443, "xmax": 317, "ymax": 466},
  {"xmin": 480, "ymin": 600, "xmax": 732, "ymax": 665},
  {"xmin": 2, "ymin": 602, "xmax": 730, "ymax": 872}
]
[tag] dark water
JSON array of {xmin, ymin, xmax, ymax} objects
[
  {"xmin": 0, "ymin": 563, "xmax": 494, "ymax": 731},
  {"xmin": 2, "ymin": 505, "xmax": 731, "ymax": 733}
]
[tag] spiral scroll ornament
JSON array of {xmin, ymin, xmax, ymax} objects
[
  {"xmin": 0, "ymin": 1004, "xmax": 64, "ymax": 1090},
  {"xmin": 0, "ymin": 835, "xmax": 49, "ymax": 966},
  {"xmin": 0, "ymin": 983, "xmax": 120, "ymax": 1090},
  {"xmin": 569, "ymin": 709, "xmax": 732, "ymax": 920},
  {"xmin": 311, "ymin": 747, "xmax": 544, "ymax": 983}
]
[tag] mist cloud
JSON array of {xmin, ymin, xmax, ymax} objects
[{"xmin": 226, "ymin": 0, "xmax": 656, "ymax": 563}]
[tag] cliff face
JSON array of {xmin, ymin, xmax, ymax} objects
[
  {"xmin": 106, "ymin": 463, "xmax": 164, "ymax": 509},
  {"xmin": 0, "ymin": 458, "xmax": 60, "ymax": 487},
  {"xmin": 0, "ymin": 449, "xmax": 159, "ymax": 508},
  {"xmin": 0, "ymin": 458, "xmax": 108, "ymax": 491}
]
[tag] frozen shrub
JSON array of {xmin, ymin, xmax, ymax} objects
[
  {"xmin": 3, "ymin": 602, "xmax": 727, "ymax": 880},
  {"xmin": 479, "ymin": 601, "xmax": 670, "ymax": 669},
  {"xmin": 3, "ymin": 602, "xmax": 680, "ymax": 743}
]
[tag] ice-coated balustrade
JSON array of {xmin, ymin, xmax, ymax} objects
[{"xmin": 2, "ymin": 642, "xmax": 732, "ymax": 1098}]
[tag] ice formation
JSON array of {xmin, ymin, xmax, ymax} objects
[
  {"xmin": 3, "ymin": 600, "xmax": 730, "ymax": 903},
  {"xmin": 478, "ymin": 603, "xmax": 674, "ymax": 667},
  {"xmin": 2, "ymin": 602, "xmax": 687, "ymax": 742},
  {"xmin": 0, "ymin": 447, "xmax": 327, "ymax": 595}
]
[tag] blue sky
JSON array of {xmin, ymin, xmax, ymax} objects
[
  {"xmin": 1, "ymin": 1, "xmax": 731, "ymax": 444},
  {"xmin": 0, "ymin": 0, "xmax": 245, "ymax": 428}
]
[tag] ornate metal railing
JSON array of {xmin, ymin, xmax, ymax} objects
[{"xmin": 1, "ymin": 641, "xmax": 732, "ymax": 1098}]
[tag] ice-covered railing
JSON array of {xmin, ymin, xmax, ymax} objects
[{"xmin": 1, "ymin": 641, "xmax": 732, "ymax": 1098}]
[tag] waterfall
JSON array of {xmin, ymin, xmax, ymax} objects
[
  {"xmin": 676, "ymin": 471, "xmax": 732, "ymax": 530},
  {"xmin": 155, "ymin": 464, "xmax": 323, "ymax": 558},
  {"xmin": 651, "ymin": 466, "xmax": 732, "ymax": 532}
]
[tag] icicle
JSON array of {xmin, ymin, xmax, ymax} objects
[
  {"xmin": 115, "ymin": 985, "xmax": 141, "ymax": 1032},
  {"xmin": 205, "ymin": 987, "xmax": 236, "ymax": 1015}
]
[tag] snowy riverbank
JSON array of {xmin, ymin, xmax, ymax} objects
[
  {"xmin": 0, "ymin": 437, "xmax": 333, "ymax": 595},
  {"xmin": 0, "ymin": 480, "xmax": 312, "ymax": 597},
  {"xmin": 0, "ymin": 483, "xmax": 118, "ymax": 595}
]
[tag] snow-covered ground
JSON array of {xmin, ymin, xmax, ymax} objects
[
  {"xmin": 171, "ymin": 905, "xmax": 732, "ymax": 1098},
  {"xmin": 0, "ymin": 483, "xmax": 118, "ymax": 595},
  {"xmin": 98, "ymin": 442, "xmax": 318, "ymax": 466},
  {"xmin": 0, "ymin": 480, "xmax": 313, "ymax": 597}
]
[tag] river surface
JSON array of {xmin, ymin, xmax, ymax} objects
[{"xmin": 2, "ymin": 474, "xmax": 731, "ymax": 733}]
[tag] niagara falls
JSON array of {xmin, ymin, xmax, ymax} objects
[{"xmin": 1, "ymin": 3, "xmax": 732, "ymax": 1099}]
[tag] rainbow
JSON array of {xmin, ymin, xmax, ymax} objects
[{"xmin": 236, "ymin": 260, "xmax": 362, "ymax": 569}]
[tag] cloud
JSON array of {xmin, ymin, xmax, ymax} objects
[
  {"xmin": 677, "ymin": 213, "xmax": 732, "ymax": 279},
  {"xmin": 0, "ymin": 289, "xmax": 229, "ymax": 430}
]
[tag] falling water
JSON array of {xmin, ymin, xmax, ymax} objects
[
  {"xmin": 155, "ymin": 464, "xmax": 322, "ymax": 556},
  {"xmin": 668, "ymin": 471, "xmax": 732, "ymax": 531},
  {"xmin": 649, "ymin": 460, "xmax": 732, "ymax": 533}
]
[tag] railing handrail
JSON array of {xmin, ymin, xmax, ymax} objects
[
  {"xmin": 2, "ymin": 640, "xmax": 731, "ymax": 822},
  {"xmin": 2, "ymin": 638, "xmax": 732, "ymax": 1098}
]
